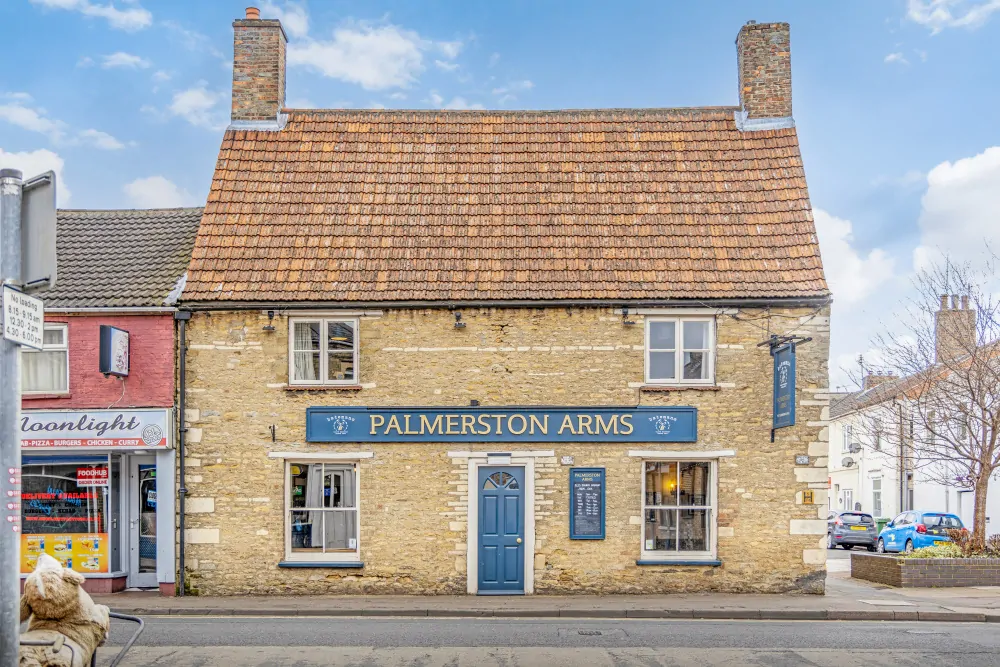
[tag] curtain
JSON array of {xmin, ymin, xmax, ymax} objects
[
  {"xmin": 306, "ymin": 464, "xmax": 324, "ymax": 547},
  {"xmin": 22, "ymin": 351, "xmax": 68, "ymax": 392},
  {"xmin": 293, "ymin": 323, "xmax": 318, "ymax": 381}
]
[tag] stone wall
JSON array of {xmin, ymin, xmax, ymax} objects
[
  {"xmin": 852, "ymin": 552, "xmax": 1000, "ymax": 587},
  {"xmin": 180, "ymin": 306, "xmax": 831, "ymax": 595}
]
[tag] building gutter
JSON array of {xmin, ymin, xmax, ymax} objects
[
  {"xmin": 44, "ymin": 307, "xmax": 177, "ymax": 314},
  {"xmin": 174, "ymin": 309, "xmax": 191, "ymax": 596}
]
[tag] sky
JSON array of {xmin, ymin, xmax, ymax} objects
[{"xmin": 1, "ymin": 0, "xmax": 999, "ymax": 389}]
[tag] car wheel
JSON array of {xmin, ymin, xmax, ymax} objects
[
  {"xmin": 843, "ymin": 544, "xmax": 854, "ymax": 550},
  {"xmin": 905, "ymin": 539, "xmax": 914, "ymax": 553},
  {"xmin": 827, "ymin": 533, "xmax": 835, "ymax": 550},
  {"xmin": 877, "ymin": 538, "xmax": 886, "ymax": 553},
  {"xmin": 867, "ymin": 544, "xmax": 876, "ymax": 552}
]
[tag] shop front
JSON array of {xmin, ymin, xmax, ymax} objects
[{"xmin": 19, "ymin": 408, "xmax": 175, "ymax": 594}]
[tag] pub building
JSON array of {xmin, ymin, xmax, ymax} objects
[
  {"xmin": 176, "ymin": 11, "xmax": 832, "ymax": 596},
  {"xmin": 19, "ymin": 208, "xmax": 202, "ymax": 595}
]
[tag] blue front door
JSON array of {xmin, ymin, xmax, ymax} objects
[{"xmin": 478, "ymin": 466, "xmax": 525, "ymax": 594}]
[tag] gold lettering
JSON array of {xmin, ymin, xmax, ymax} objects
[
  {"xmin": 492, "ymin": 415, "xmax": 504, "ymax": 435},
  {"xmin": 578, "ymin": 414, "xmax": 595, "ymax": 435},
  {"xmin": 619, "ymin": 414, "xmax": 633, "ymax": 435},
  {"xmin": 508, "ymin": 414, "xmax": 528, "ymax": 435},
  {"xmin": 386, "ymin": 415, "xmax": 403, "ymax": 435},
  {"xmin": 529, "ymin": 414, "xmax": 547, "ymax": 434},
  {"xmin": 403, "ymin": 415, "xmax": 419, "ymax": 435},
  {"xmin": 558, "ymin": 414, "xmax": 578, "ymax": 435},
  {"xmin": 477, "ymin": 414, "xmax": 492, "ymax": 435},
  {"xmin": 370, "ymin": 415, "xmax": 385, "ymax": 435},
  {"xmin": 595, "ymin": 414, "xmax": 617, "ymax": 435},
  {"xmin": 446, "ymin": 414, "xmax": 460, "ymax": 435},
  {"xmin": 420, "ymin": 414, "xmax": 443, "ymax": 435},
  {"xmin": 461, "ymin": 414, "xmax": 476, "ymax": 435}
]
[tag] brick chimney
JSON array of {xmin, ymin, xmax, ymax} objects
[
  {"xmin": 862, "ymin": 372, "xmax": 895, "ymax": 390},
  {"xmin": 736, "ymin": 21, "xmax": 792, "ymax": 120},
  {"xmin": 232, "ymin": 6, "xmax": 286, "ymax": 123},
  {"xmin": 935, "ymin": 294, "xmax": 976, "ymax": 363}
]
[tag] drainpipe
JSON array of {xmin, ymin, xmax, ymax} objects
[
  {"xmin": 175, "ymin": 310, "xmax": 191, "ymax": 596},
  {"xmin": 894, "ymin": 399, "xmax": 905, "ymax": 513}
]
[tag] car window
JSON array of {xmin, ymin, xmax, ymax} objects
[
  {"xmin": 841, "ymin": 513, "xmax": 874, "ymax": 525},
  {"xmin": 892, "ymin": 513, "xmax": 908, "ymax": 526},
  {"xmin": 922, "ymin": 514, "xmax": 963, "ymax": 529}
]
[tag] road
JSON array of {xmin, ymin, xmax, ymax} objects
[{"xmin": 95, "ymin": 616, "xmax": 1000, "ymax": 666}]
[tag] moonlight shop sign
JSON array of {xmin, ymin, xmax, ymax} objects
[
  {"xmin": 20, "ymin": 409, "xmax": 171, "ymax": 448},
  {"xmin": 306, "ymin": 406, "xmax": 697, "ymax": 443}
]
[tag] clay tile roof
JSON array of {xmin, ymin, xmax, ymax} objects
[
  {"xmin": 44, "ymin": 208, "xmax": 203, "ymax": 308},
  {"xmin": 183, "ymin": 108, "xmax": 828, "ymax": 304}
]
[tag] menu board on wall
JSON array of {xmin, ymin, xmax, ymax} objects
[
  {"xmin": 569, "ymin": 468, "xmax": 605, "ymax": 540},
  {"xmin": 21, "ymin": 533, "xmax": 109, "ymax": 574}
]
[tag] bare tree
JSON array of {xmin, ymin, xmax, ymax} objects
[{"xmin": 852, "ymin": 255, "xmax": 1000, "ymax": 540}]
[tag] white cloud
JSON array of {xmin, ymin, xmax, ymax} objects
[
  {"xmin": 884, "ymin": 52, "xmax": 909, "ymax": 65},
  {"xmin": 437, "ymin": 41, "xmax": 463, "ymax": 60},
  {"xmin": 488, "ymin": 52, "xmax": 500, "ymax": 67},
  {"xmin": 0, "ymin": 148, "xmax": 70, "ymax": 205},
  {"xmin": 912, "ymin": 146, "xmax": 1000, "ymax": 270},
  {"xmin": 814, "ymin": 208, "xmax": 896, "ymax": 305},
  {"xmin": 435, "ymin": 60, "xmax": 460, "ymax": 72},
  {"xmin": 259, "ymin": 0, "xmax": 309, "ymax": 39},
  {"xmin": 286, "ymin": 97, "xmax": 314, "ymax": 109},
  {"xmin": 77, "ymin": 56, "xmax": 94, "ymax": 67},
  {"xmin": 123, "ymin": 176, "xmax": 195, "ymax": 208},
  {"xmin": 152, "ymin": 70, "xmax": 171, "ymax": 82},
  {"xmin": 162, "ymin": 20, "xmax": 225, "ymax": 61},
  {"xmin": 443, "ymin": 97, "xmax": 483, "ymax": 110},
  {"xmin": 168, "ymin": 83, "xmax": 226, "ymax": 130},
  {"xmin": 492, "ymin": 79, "xmax": 534, "ymax": 103},
  {"xmin": 29, "ymin": 0, "xmax": 152, "ymax": 31},
  {"xmin": 427, "ymin": 91, "xmax": 444, "ymax": 106},
  {"xmin": 907, "ymin": 0, "xmax": 1000, "ymax": 33},
  {"xmin": 101, "ymin": 52, "xmax": 151, "ymax": 69},
  {"xmin": 0, "ymin": 95, "xmax": 67, "ymax": 142},
  {"xmin": 388, "ymin": 92, "xmax": 407, "ymax": 100},
  {"xmin": 78, "ymin": 128, "xmax": 124, "ymax": 150}
]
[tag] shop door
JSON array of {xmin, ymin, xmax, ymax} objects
[
  {"xmin": 128, "ymin": 457, "xmax": 158, "ymax": 588},
  {"xmin": 477, "ymin": 466, "xmax": 524, "ymax": 594}
]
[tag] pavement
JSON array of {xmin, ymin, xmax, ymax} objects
[{"xmin": 93, "ymin": 551, "xmax": 1000, "ymax": 623}]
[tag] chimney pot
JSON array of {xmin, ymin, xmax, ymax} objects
[
  {"xmin": 736, "ymin": 21, "xmax": 792, "ymax": 120},
  {"xmin": 951, "ymin": 294, "xmax": 960, "ymax": 309},
  {"xmin": 939, "ymin": 295, "xmax": 949, "ymax": 310},
  {"xmin": 246, "ymin": 6, "xmax": 260, "ymax": 19},
  {"xmin": 961, "ymin": 295, "xmax": 969, "ymax": 310}
]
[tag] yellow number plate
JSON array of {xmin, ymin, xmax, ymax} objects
[{"xmin": 850, "ymin": 526, "xmax": 867, "ymax": 531}]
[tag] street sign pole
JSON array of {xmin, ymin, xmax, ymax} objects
[{"xmin": 0, "ymin": 168, "xmax": 23, "ymax": 665}]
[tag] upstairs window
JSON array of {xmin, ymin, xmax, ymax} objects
[
  {"xmin": 289, "ymin": 318, "xmax": 358, "ymax": 386},
  {"xmin": 21, "ymin": 324, "xmax": 69, "ymax": 394},
  {"xmin": 645, "ymin": 318, "xmax": 714, "ymax": 384},
  {"xmin": 842, "ymin": 425, "xmax": 853, "ymax": 453}
]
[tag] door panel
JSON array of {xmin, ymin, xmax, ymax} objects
[
  {"xmin": 478, "ymin": 466, "xmax": 525, "ymax": 593},
  {"xmin": 128, "ymin": 457, "xmax": 158, "ymax": 588}
]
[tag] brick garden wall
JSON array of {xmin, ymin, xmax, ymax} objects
[
  {"xmin": 851, "ymin": 552, "xmax": 1000, "ymax": 587},
  {"xmin": 180, "ymin": 306, "xmax": 831, "ymax": 595}
]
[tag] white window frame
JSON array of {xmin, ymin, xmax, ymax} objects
[
  {"xmin": 842, "ymin": 424, "xmax": 853, "ymax": 453},
  {"xmin": 21, "ymin": 323, "xmax": 69, "ymax": 394},
  {"xmin": 872, "ymin": 478, "xmax": 882, "ymax": 517},
  {"xmin": 287, "ymin": 317, "xmax": 359, "ymax": 386},
  {"xmin": 644, "ymin": 317, "xmax": 715, "ymax": 385},
  {"xmin": 640, "ymin": 459, "xmax": 717, "ymax": 561},
  {"xmin": 282, "ymin": 458, "xmax": 361, "ymax": 563}
]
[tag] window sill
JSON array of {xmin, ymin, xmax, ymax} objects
[
  {"xmin": 636, "ymin": 559, "xmax": 722, "ymax": 567},
  {"xmin": 22, "ymin": 392, "xmax": 72, "ymax": 400},
  {"xmin": 277, "ymin": 561, "xmax": 364, "ymax": 569},
  {"xmin": 640, "ymin": 385, "xmax": 721, "ymax": 392},
  {"xmin": 284, "ymin": 385, "xmax": 363, "ymax": 392}
]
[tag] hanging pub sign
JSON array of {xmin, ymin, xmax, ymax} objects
[
  {"xmin": 569, "ymin": 468, "xmax": 605, "ymax": 540},
  {"xmin": 306, "ymin": 406, "xmax": 697, "ymax": 443},
  {"xmin": 772, "ymin": 343, "xmax": 796, "ymax": 430},
  {"xmin": 99, "ymin": 325, "xmax": 129, "ymax": 377}
]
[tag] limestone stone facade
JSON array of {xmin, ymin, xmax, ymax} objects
[{"xmin": 179, "ymin": 305, "xmax": 831, "ymax": 595}]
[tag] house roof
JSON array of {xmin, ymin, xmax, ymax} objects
[
  {"xmin": 183, "ymin": 107, "xmax": 829, "ymax": 304},
  {"xmin": 42, "ymin": 208, "xmax": 203, "ymax": 308}
]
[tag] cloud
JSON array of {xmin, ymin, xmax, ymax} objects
[
  {"xmin": 388, "ymin": 92, "xmax": 407, "ymax": 100},
  {"xmin": 435, "ymin": 60, "xmax": 460, "ymax": 72},
  {"xmin": 162, "ymin": 20, "xmax": 225, "ymax": 61},
  {"xmin": 78, "ymin": 128, "xmax": 124, "ymax": 150},
  {"xmin": 0, "ymin": 148, "xmax": 70, "ymax": 205},
  {"xmin": 488, "ymin": 52, "xmax": 500, "ymax": 67},
  {"xmin": 492, "ymin": 79, "xmax": 534, "ymax": 103},
  {"xmin": 123, "ymin": 176, "xmax": 195, "ymax": 208},
  {"xmin": 29, "ymin": 0, "xmax": 152, "ymax": 31},
  {"xmin": 443, "ymin": 97, "xmax": 483, "ymax": 110},
  {"xmin": 912, "ymin": 146, "xmax": 1000, "ymax": 270},
  {"xmin": 168, "ymin": 82, "xmax": 226, "ymax": 130},
  {"xmin": 259, "ymin": 0, "xmax": 309, "ymax": 39},
  {"xmin": 286, "ymin": 97, "xmax": 314, "ymax": 109},
  {"xmin": 884, "ymin": 52, "xmax": 910, "ymax": 65},
  {"xmin": 0, "ymin": 95, "xmax": 67, "ymax": 142},
  {"xmin": 152, "ymin": 70, "xmax": 171, "ymax": 83},
  {"xmin": 814, "ymin": 208, "xmax": 896, "ymax": 305},
  {"xmin": 77, "ymin": 56, "xmax": 94, "ymax": 68},
  {"xmin": 437, "ymin": 41, "xmax": 463, "ymax": 60},
  {"xmin": 101, "ymin": 51, "xmax": 151, "ymax": 69},
  {"xmin": 427, "ymin": 91, "xmax": 444, "ymax": 106},
  {"xmin": 907, "ymin": 0, "xmax": 1000, "ymax": 33}
]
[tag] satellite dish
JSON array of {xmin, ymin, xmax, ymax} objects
[
  {"xmin": 849, "ymin": 443, "xmax": 862, "ymax": 454},
  {"xmin": 842, "ymin": 457, "xmax": 855, "ymax": 468}
]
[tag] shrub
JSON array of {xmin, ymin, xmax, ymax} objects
[
  {"xmin": 900, "ymin": 543, "xmax": 963, "ymax": 559},
  {"xmin": 988, "ymin": 535, "xmax": 1000, "ymax": 558},
  {"xmin": 947, "ymin": 528, "xmax": 986, "ymax": 557}
]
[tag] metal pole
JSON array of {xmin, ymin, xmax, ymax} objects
[
  {"xmin": 175, "ymin": 310, "xmax": 190, "ymax": 596},
  {"xmin": 0, "ymin": 167, "xmax": 24, "ymax": 665}
]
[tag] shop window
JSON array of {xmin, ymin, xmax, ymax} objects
[
  {"xmin": 286, "ymin": 462, "xmax": 359, "ymax": 561},
  {"xmin": 642, "ymin": 460, "xmax": 715, "ymax": 559},
  {"xmin": 21, "ymin": 324, "xmax": 69, "ymax": 394},
  {"xmin": 288, "ymin": 318, "xmax": 358, "ymax": 386},
  {"xmin": 645, "ymin": 318, "xmax": 714, "ymax": 384}
]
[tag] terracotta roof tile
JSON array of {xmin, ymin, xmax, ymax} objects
[{"xmin": 183, "ymin": 108, "xmax": 828, "ymax": 303}]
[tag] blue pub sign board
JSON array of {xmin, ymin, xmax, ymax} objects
[
  {"xmin": 569, "ymin": 468, "xmax": 605, "ymax": 539},
  {"xmin": 772, "ymin": 343, "xmax": 796, "ymax": 429},
  {"xmin": 306, "ymin": 406, "xmax": 697, "ymax": 443}
]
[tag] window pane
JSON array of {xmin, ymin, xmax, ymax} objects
[
  {"xmin": 683, "ymin": 321, "xmax": 709, "ymax": 350},
  {"xmin": 678, "ymin": 462, "xmax": 710, "ymax": 506},
  {"xmin": 293, "ymin": 322, "xmax": 320, "ymax": 351},
  {"xmin": 678, "ymin": 509, "xmax": 710, "ymax": 551},
  {"xmin": 43, "ymin": 328, "xmax": 65, "ymax": 346},
  {"xmin": 645, "ymin": 462, "xmax": 678, "ymax": 506},
  {"xmin": 321, "ymin": 510, "xmax": 357, "ymax": 551},
  {"xmin": 327, "ymin": 321, "xmax": 354, "ymax": 352},
  {"xmin": 22, "ymin": 350, "xmax": 68, "ymax": 392},
  {"xmin": 289, "ymin": 510, "xmax": 317, "ymax": 552},
  {"xmin": 648, "ymin": 351, "xmax": 675, "ymax": 381},
  {"xmin": 293, "ymin": 352, "xmax": 320, "ymax": 381},
  {"xmin": 328, "ymin": 352, "xmax": 354, "ymax": 382},
  {"xmin": 682, "ymin": 351, "xmax": 706, "ymax": 380},
  {"xmin": 644, "ymin": 509, "xmax": 677, "ymax": 551},
  {"xmin": 648, "ymin": 321, "xmax": 676, "ymax": 350}
]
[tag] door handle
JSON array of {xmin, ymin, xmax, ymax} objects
[{"xmin": 516, "ymin": 538, "xmax": 522, "ymax": 544}]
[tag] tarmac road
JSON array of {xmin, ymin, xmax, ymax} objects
[{"xmin": 95, "ymin": 615, "xmax": 1000, "ymax": 666}]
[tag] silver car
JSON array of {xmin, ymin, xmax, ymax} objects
[{"xmin": 827, "ymin": 511, "xmax": 877, "ymax": 551}]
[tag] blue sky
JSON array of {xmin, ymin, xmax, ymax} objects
[{"xmin": 2, "ymin": 0, "xmax": 999, "ymax": 387}]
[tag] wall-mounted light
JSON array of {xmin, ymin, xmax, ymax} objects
[
  {"xmin": 454, "ymin": 311, "xmax": 466, "ymax": 329},
  {"xmin": 263, "ymin": 310, "xmax": 276, "ymax": 333},
  {"xmin": 269, "ymin": 424, "xmax": 276, "ymax": 442},
  {"xmin": 622, "ymin": 307, "xmax": 636, "ymax": 326},
  {"xmin": 470, "ymin": 399, "xmax": 480, "ymax": 407}
]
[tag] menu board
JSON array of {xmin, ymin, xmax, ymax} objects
[
  {"xmin": 569, "ymin": 468, "xmax": 605, "ymax": 539},
  {"xmin": 21, "ymin": 533, "xmax": 109, "ymax": 574}
]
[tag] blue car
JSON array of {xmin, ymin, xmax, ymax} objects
[{"xmin": 876, "ymin": 511, "xmax": 965, "ymax": 553}]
